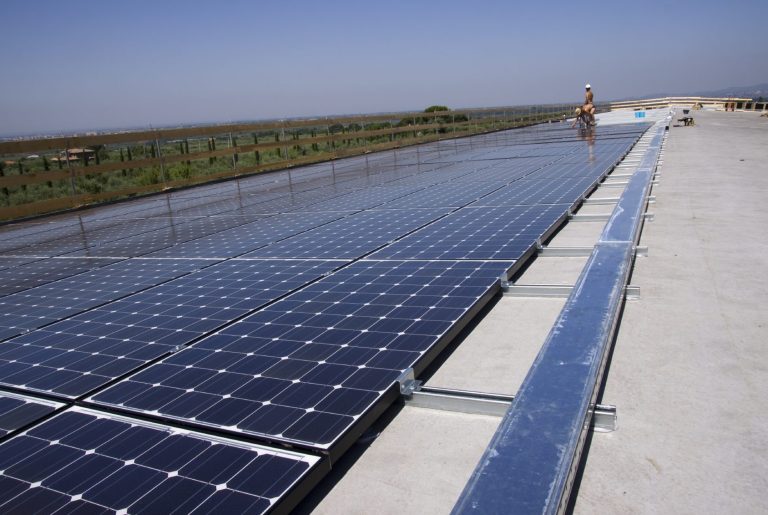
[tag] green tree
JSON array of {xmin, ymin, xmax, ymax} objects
[
  {"xmin": 424, "ymin": 105, "xmax": 449, "ymax": 113},
  {"xmin": 90, "ymin": 145, "xmax": 107, "ymax": 164}
]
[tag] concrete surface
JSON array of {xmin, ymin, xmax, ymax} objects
[
  {"xmin": 427, "ymin": 296, "xmax": 566, "ymax": 395},
  {"xmin": 574, "ymin": 110, "xmax": 768, "ymax": 514},
  {"xmin": 310, "ymin": 407, "xmax": 501, "ymax": 515},
  {"xmin": 545, "ymin": 218, "xmax": 606, "ymax": 246},
  {"xmin": 519, "ymin": 256, "xmax": 589, "ymax": 285}
]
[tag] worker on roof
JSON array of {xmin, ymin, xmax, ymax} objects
[
  {"xmin": 571, "ymin": 107, "xmax": 591, "ymax": 128},
  {"xmin": 582, "ymin": 83, "xmax": 596, "ymax": 125}
]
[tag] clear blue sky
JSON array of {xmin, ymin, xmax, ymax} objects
[{"xmin": 1, "ymin": 0, "xmax": 766, "ymax": 135}]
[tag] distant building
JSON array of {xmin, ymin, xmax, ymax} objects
[{"xmin": 51, "ymin": 148, "xmax": 95, "ymax": 163}]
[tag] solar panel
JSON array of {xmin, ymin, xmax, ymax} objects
[
  {"xmin": 0, "ymin": 223, "xmax": 90, "ymax": 255},
  {"xmin": 0, "ymin": 259, "xmax": 344, "ymax": 398},
  {"xmin": 462, "ymin": 155, "xmax": 566, "ymax": 182},
  {"xmin": 0, "ymin": 258, "xmax": 120, "ymax": 297},
  {"xmin": 0, "ymin": 392, "xmax": 63, "ymax": 438},
  {"xmin": 0, "ymin": 257, "xmax": 44, "ymax": 272},
  {"xmin": 146, "ymin": 211, "xmax": 354, "ymax": 259},
  {"xmin": 379, "ymin": 179, "xmax": 505, "ymax": 209},
  {"xmin": 0, "ymin": 407, "xmax": 322, "ymax": 514},
  {"xmin": 370, "ymin": 205, "xmax": 568, "ymax": 261},
  {"xmin": 243, "ymin": 208, "xmax": 451, "ymax": 260},
  {"xmin": 7, "ymin": 218, "xmax": 177, "ymax": 258},
  {"xmin": 471, "ymin": 176, "xmax": 598, "ymax": 208},
  {"xmin": 290, "ymin": 183, "xmax": 432, "ymax": 212},
  {"xmin": 0, "ymin": 258, "xmax": 215, "ymax": 342},
  {"xmin": 90, "ymin": 260, "xmax": 511, "ymax": 452}
]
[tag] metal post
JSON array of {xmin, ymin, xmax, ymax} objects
[
  {"xmin": 229, "ymin": 132, "xmax": 237, "ymax": 173},
  {"xmin": 155, "ymin": 133, "xmax": 167, "ymax": 185},
  {"xmin": 281, "ymin": 125, "xmax": 288, "ymax": 161},
  {"xmin": 64, "ymin": 147, "xmax": 77, "ymax": 197}
]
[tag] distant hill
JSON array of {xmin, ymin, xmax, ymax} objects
[{"xmin": 616, "ymin": 82, "xmax": 768, "ymax": 101}]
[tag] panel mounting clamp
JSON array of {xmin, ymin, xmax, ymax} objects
[{"xmin": 397, "ymin": 368, "xmax": 422, "ymax": 396}]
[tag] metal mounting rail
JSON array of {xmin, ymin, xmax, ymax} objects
[
  {"xmin": 404, "ymin": 386, "xmax": 616, "ymax": 432},
  {"xmin": 501, "ymin": 283, "xmax": 641, "ymax": 299},
  {"xmin": 453, "ymin": 117, "xmax": 669, "ymax": 515},
  {"xmin": 570, "ymin": 212, "xmax": 654, "ymax": 222},
  {"xmin": 538, "ymin": 245, "xmax": 648, "ymax": 258}
]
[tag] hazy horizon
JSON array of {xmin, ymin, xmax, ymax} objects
[{"xmin": 1, "ymin": 0, "xmax": 766, "ymax": 136}]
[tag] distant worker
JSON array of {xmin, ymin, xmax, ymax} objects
[
  {"xmin": 571, "ymin": 107, "xmax": 591, "ymax": 128},
  {"xmin": 582, "ymin": 83, "xmax": 596, "ymax": 125}
]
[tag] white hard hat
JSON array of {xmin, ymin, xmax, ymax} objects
[{"xmin": 585, "ymin": 83, "xmax": 591, "ymax": 89}]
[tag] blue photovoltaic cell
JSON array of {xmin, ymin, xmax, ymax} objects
[
  {"xmin": 0, "ymin": 257, "xmax": 44, "ymax": 272},
  {"xmin": 471, "ymin": 176, "xmax": 598, "ymax": 208},
  {"xmin": 65, "ymin": 215, "xmax": 265, "ymax": 258},
  {"xmin": 6, "ymin": 218, "xmax": 177, "ymax": 258},
  {"xmin": 0, "ymin": 259, "xmax": 343, "ymax": 398},
  {"xmin": 243, "ymin": 208, "xmax": 451, "ymax": 259},
  {"xmin": 463, "ymin": 156, "xmax": 564, "ymax": 183},
  {"xmin": 0, "ymin": 408, "xmax": 321, "ymax": 514},
  {"xmin": 146, "ymin": 211, "xmax": 353, "ymax": 258},
  {"xmin": 0, "ymin": 258, "xmax": 120, "ymax": 297},
  {"xmin": 91, "ymin": 260, "xmax": 510, "ymax": 450},
  {"xmin": 289, "ymin": 183, "xmax": 432, "ymax": 212},
  {"xmin": 0, "ymin": 258, "xmax": 215, "ymax": 342},
  {"xmin": 0, "ymin": 392, "xmax": 62, "ymax": 438},
  {"xmin": 379, "ymin": 179, "xmax": 506, "ymax": 209},
  {"xmin": 370, "ymin": 205, "xmax": 568, "ymax": 261}
]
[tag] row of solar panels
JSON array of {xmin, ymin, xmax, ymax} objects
[{"xmin": 0, "ymin": 121, "xmax": 650, "ymax": 513}]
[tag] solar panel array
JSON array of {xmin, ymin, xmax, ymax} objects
[
  {"xmin": 90, "ymin": 260, "xmax": 511, "ymax": 449},
  {"xmin": 0, "ymin": 121, "xmax": 650, "ymax": 511},
  {"xmin": 0, "ymin": 258, "xmax": 214, "ymax": 341},
  {"xmin": 0, "ymin": 259, "xmax": 344, "ymax": 398}
]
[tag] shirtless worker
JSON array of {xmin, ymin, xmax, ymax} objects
[
  {"xmin": 583, "ymin": 83, "xmax": 596, "ymax": 125},
  {"xmin": 571, "ymin": 107, "xmax": 590, "ymax": 128}
]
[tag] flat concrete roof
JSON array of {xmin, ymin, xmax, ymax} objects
[{"xmin": 305, "ymin": 109, "xmax": 768, "ymax": 513}]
